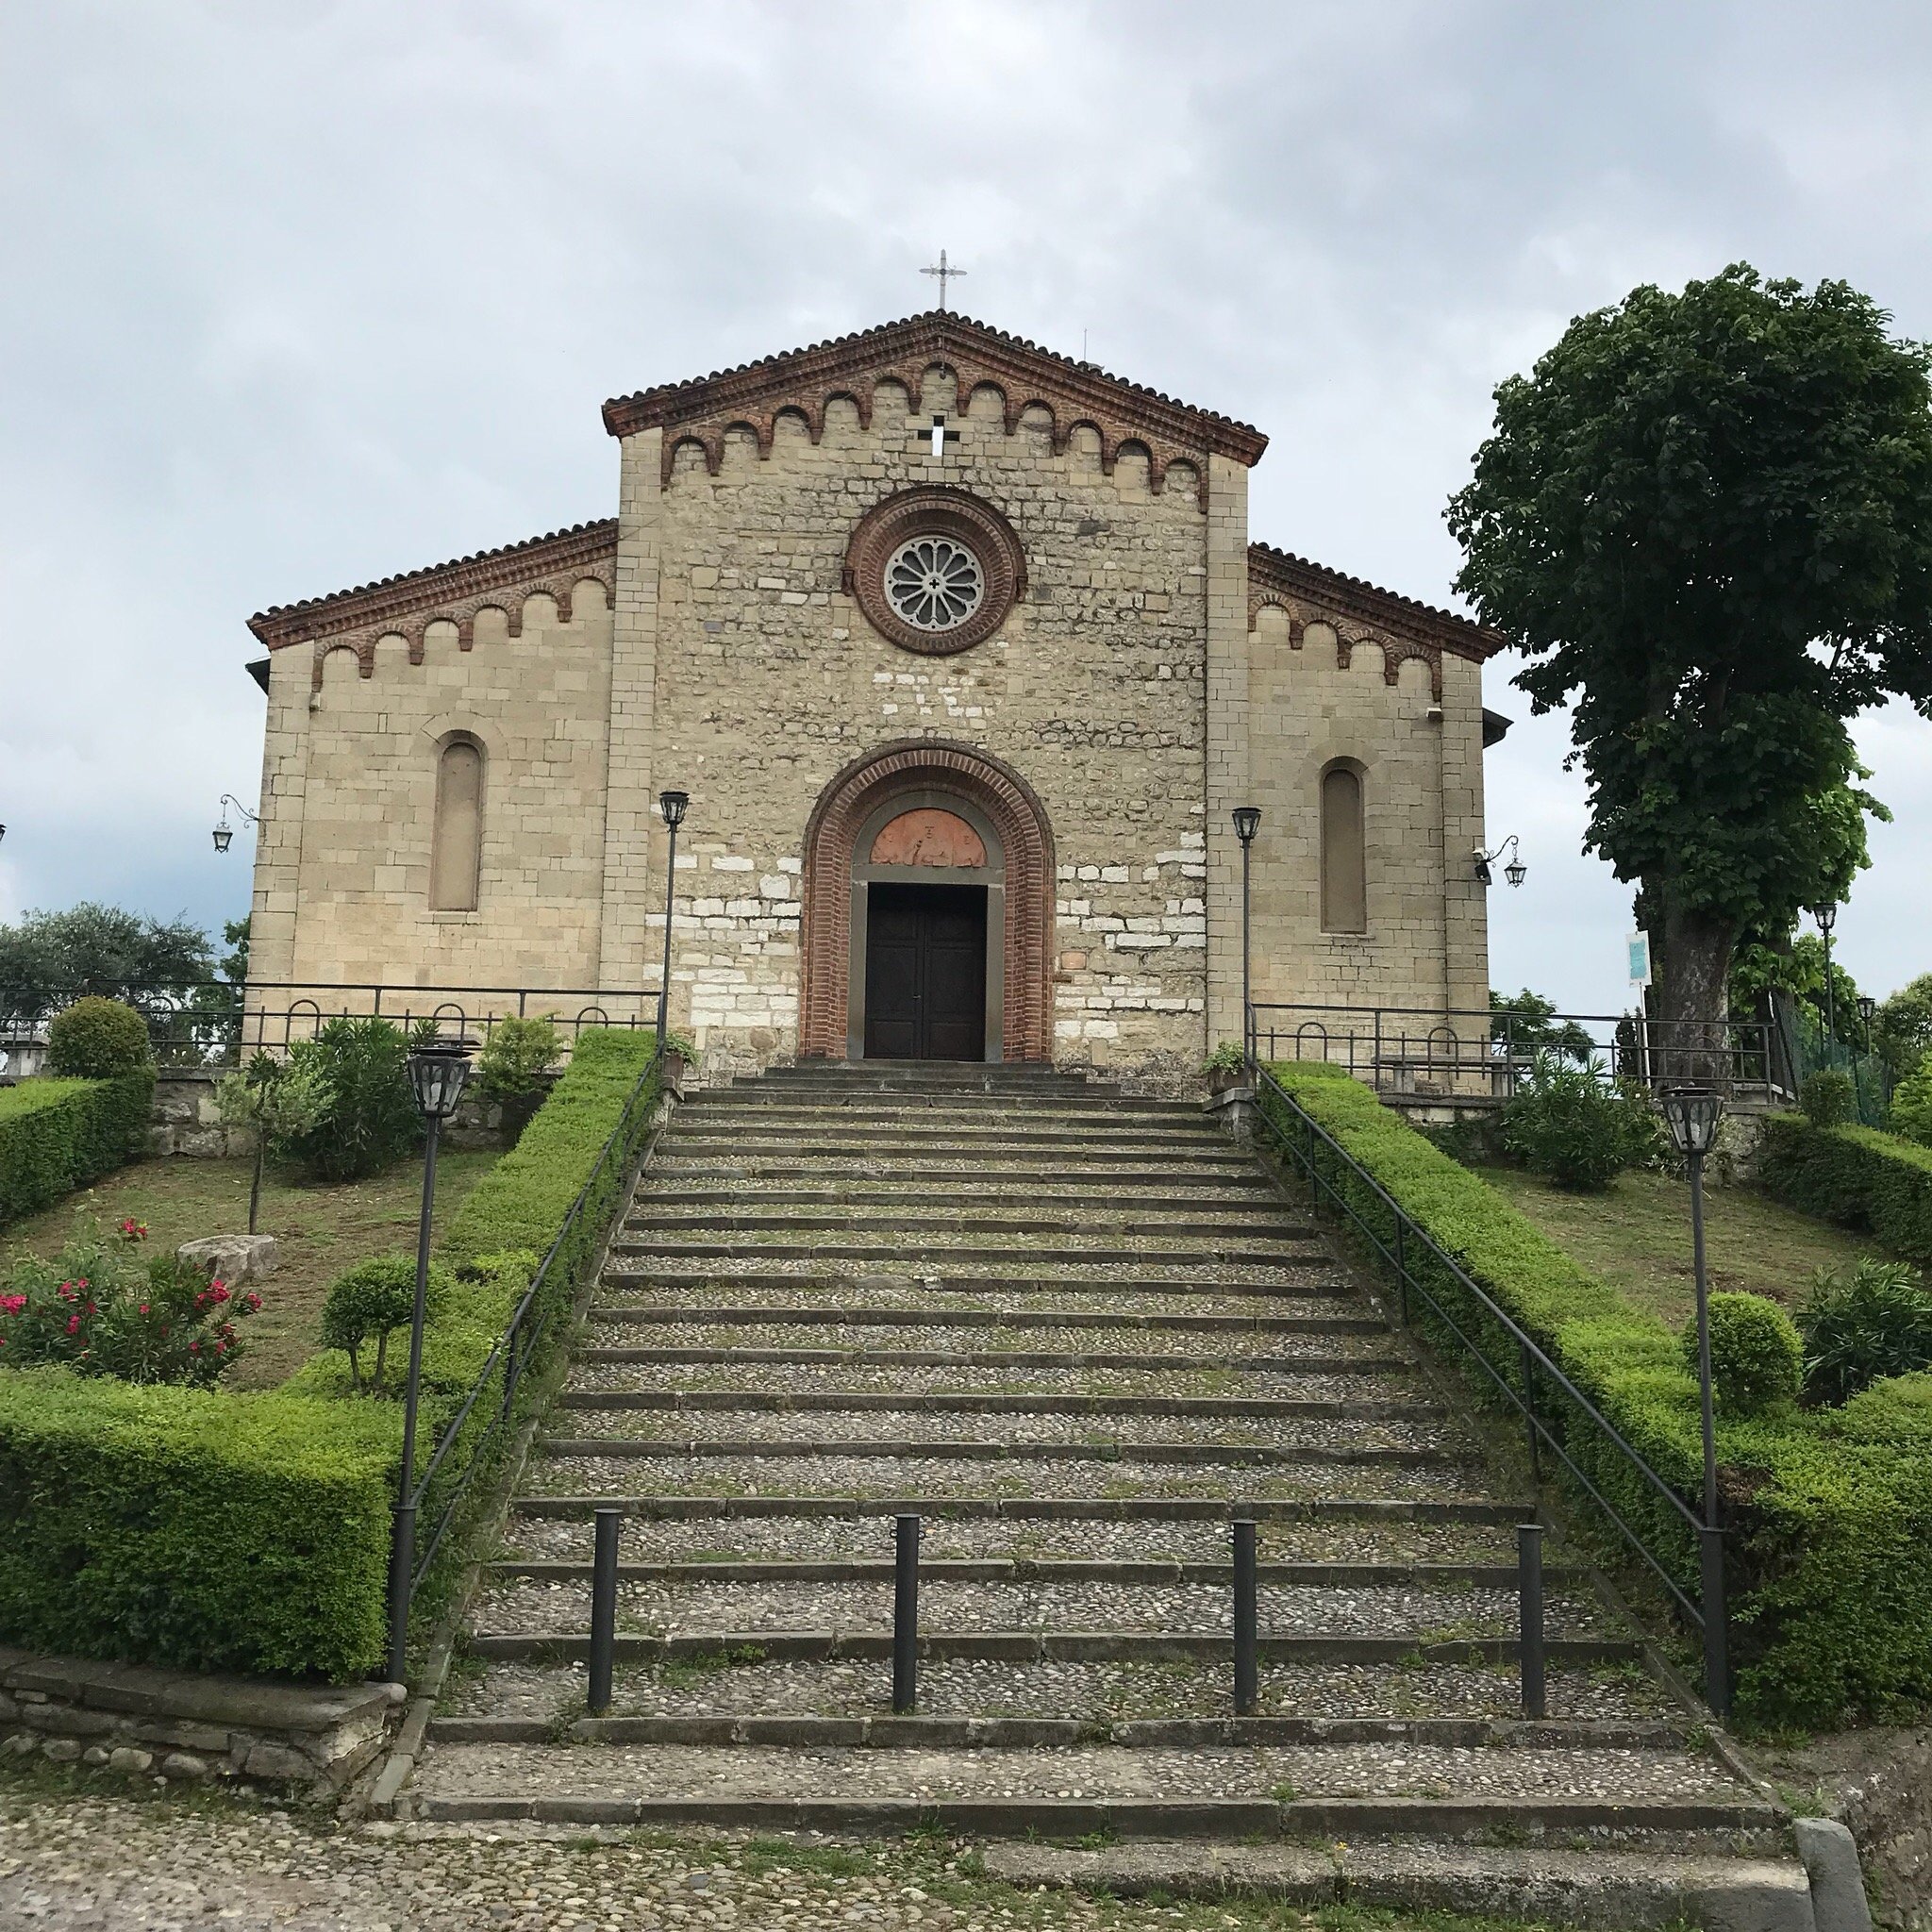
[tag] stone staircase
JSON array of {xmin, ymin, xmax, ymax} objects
[{"xmin": 409, "ymin": 1062, "xmax": 1809, "ymax": 1925}]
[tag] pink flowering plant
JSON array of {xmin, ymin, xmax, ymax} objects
[{"xmin": 0, "ymin": 1217, "xmax": 261, "ymax": 1386}]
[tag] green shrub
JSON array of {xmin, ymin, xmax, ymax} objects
[
  {"xmin": 1757, "ymin": 1113, "xmax": 1932, "ymax": 1265},
  {"xmin": 1203, "ymin": 1041, "xmax": 1246, "ymax": 1077},
  {"xmin": 45, "ymin": 997, "xmax": 152, "ymax": 1078},
  {"xmin": 1688, "ymin": 1291, "xmax": 1803, "ymax": 1413},
  {"xmin": 1799, "ymin": 1258, "xmax": 1932, "ymax": 1406},
  {"xmin": 0, "ymin": 1072, "xmax": 156, "ymax": 1227},
  {"xmin": 0, "ymin": 1368, "xmax": 395, "ymax": 1680},
  {"xmin": 1499, "ymin": 1055, "xmax": 1659, "ymax": 1190},
  {"xmin": 276, "ymin": 1016, "xmax": 418, "ymax": 1182},
  {"xmin": 1887, "ymin": 1053, "xmax": 1932, "ymax": 1148},
  {"xmin": 476, "ymin": 1017, "xmax": 561, "ymax": 1103},
  {"xmin": 213, "ymin": 1051, "xmax": 326, "ymax": 1144},
  {"xmin": 1, "ymin": 1217, "xmax": 262, "ymax": 1384},
  {"xmin": 1801, "ymin": 1069, "xmax": 1857, "ymax": 1127},
  {"xmin": 320, "ymin": 1255, "xmax": 455, "ymax": 1392},
  {"xmin": 1261, "ymin": 1061, "xmax": 1932, "ymax": 1729}
]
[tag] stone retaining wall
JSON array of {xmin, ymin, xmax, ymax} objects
[{"xmin": 0, "ymin": 1645, "xmax": 403, "ymax": 1795}]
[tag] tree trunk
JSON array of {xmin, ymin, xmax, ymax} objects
[{"xmin": 1656, "ymin": 891, "xmax": 1738, "ymax": 1090}]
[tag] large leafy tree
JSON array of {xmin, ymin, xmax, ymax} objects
[
  {"xmin": 0, "ymin": 904, "xmax": 214, "ymax": 1014},
  {"xmin": 1448, "ymin": 266, "xmax": 1932, "ymax": 1070}
]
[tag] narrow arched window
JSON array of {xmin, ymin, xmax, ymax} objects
[
  {"xmin": 1320, "ymin": 763, "xmax": 1367, "ymax": 933},
  {"xmin": 429, "ymin": 737, "xmax": 484, "ymax": 911}
]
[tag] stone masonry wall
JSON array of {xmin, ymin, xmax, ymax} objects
[
  {"xmin": 626, "ymin": 371, "xmax": 1213, "ymax": 1074},
  {"xmin": 249, "ymin": 588, "xmax": 617, "ymax": 1001},
  {"xmin": 1244, "ymin": 607, "xmax": 1490, "ymax": 1053}
]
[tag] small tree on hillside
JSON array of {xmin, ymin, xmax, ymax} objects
[{"xmin": 1448, "ymin": 266, "xmax": 1932, "ymax": 1074}]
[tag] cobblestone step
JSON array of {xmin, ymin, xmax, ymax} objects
[
  {"xmin": 643, "ymin": 1185, "xmax": 1287, "ymax": 1209},
  {"xmin": 661, "ymin": 1124, "xmax": 1235, "ymax": 1152},
  {"xmin": 608, "ymin": 1240, "xmax": 1333, "ymax": 1265},
  {"xmin": 586, "ymin": 1296, "xmax": 1378, "ymax": 1327},
  {"xmin": 552, "ymin": 1382, "xmax": 1435, "ymax": 1418},
  {"xmin": 461, "ymin": 1629, "xmax": 1641, "ymax": 1669},
  {"xmin": 650, "ymin": 1161, "xmax": 1269, "ymax": 1186},
  {"xmin": 471, "ymin": 1573, "xmax": 1607, "ymax": 1638},
  {"xmin": 441, "ymin": 1651, "xmax": 1672, "ymax": 1726},
  {"xmin": 662, "ymin": 1137, "xmax": 1257, "ymax": 1168},
  {"xmin": 594, "ymin": 1272, "xmax": 1360, "ymax": 1306},
  {"xmin": 575, "ymin": 1336, "xmax": 1409, "ymax": 1369},
  {"xmin": 503, "ymin": 1507, "xmax": 1531, "ymax": 1565},
  {"xmin": 406, "ymin": 1739, "xmax": 1765, "ymax": 1831},
  {"xmin": 509, "ymin": 1494, "xmax": 1534, "ymax": 1525},
  {"xmin": 624, "ymin": 1210, "xmax": 1316, "ymax": 1238},
  {"xmin": 684, "ymin": 1091, "xmax": 1206, "ymax": 1115}
]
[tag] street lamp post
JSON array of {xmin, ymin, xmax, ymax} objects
[
  {"xmin": 1232, "ymin": 808, "xmax": 1260, "ymax": 1071},
  {"xmin": 212, "ymin": 794, "xmax": 259, "ymax": 854},
  {"xmin": 386, "ymin": 1034, "xmax": 476, "ymax": 1685},
  {"xmin": 1659, "ymin": 1085, "xmax": 1729, "ymax": 1718},
  {"xmin": 1812, "ymin": 903, "xmax": 1839, "ymax": 1056},
  {"xmin": 656, "ymin": 791, "xmax": 689, "ymax": 1044}
]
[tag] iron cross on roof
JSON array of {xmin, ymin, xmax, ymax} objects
[{"xmin": 920, "ymin": 249, "xmax": 966, "ymax": 309}]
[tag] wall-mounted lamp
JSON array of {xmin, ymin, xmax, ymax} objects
[
  {"xmin": 1474, "ymin": 835, "xmax": 1526, "ymax": 889},
  {"xmin": 213, "ymin": 794, "xmax": 260, "ymax": 854}
]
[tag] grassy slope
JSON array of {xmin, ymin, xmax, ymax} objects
[
  {"xmin": 1472, "ymin": 1162, "xmax": 1879, "ymax": 1328},
  {"xmin": 0, "ymin": 1151, "xmax": 496, "ymax": 1388}
]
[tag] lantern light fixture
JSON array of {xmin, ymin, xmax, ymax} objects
[
  {"xmin": 212, "ymin": 794, "xmax": 259, "ymax": 855},
  {"xmin": 1232, "ymin": 806, "xmax": 1260, "ymax": 847},
  {"xmin": 1660, "ymin": 1085, "xmax": 1726, "ymax": 1161},
  {"xmin": 1474, "ymin": 835, "xmax": 1526, "ymax": 889},
  {"xmin": 406, "ymin": 1036, "xmax": 476, "ymax": 1122},
  {"xmin": 658, "ymin": 790, "xmax": 689, "ymax": 828}
]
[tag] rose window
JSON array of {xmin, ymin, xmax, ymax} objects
[{"xmin": 884, "ymin": 536, "xmax": 984, "ymax": 633}]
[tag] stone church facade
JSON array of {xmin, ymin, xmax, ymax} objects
[{"xmin": 243, "ymin": 312, "xmax": 1499, "ymax": 1079}]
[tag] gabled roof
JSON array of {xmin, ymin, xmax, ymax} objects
[
  {"xmin": 603, "ymin": 310, "xmax": 1269, "ymax": 469},
  {"xmin": 1247, "ymin": 541, "xmax": 1502, "ymax": 662},
  {"xmin": 248, "ymin": 518, "xmax": 617, "ymax": 649}
]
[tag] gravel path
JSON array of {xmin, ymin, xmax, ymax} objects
[{"xmin": 0, "ymin": 1773, "xmax": 1357, "ymax": 1931}]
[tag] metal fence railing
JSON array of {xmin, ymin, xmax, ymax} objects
[
  {"xmin": 1250, "ymin": 1062, "xmax": 1729, "ymax": 1712},
  {"xmin": 396, "ymin": 1031, "xmax": 668, "ymax": 1659},
  {"xmin": 1248, "ymin": 1001, "xmax": 1786, "ymax": 1105},
  {"xmin": 0, "ymin": 981, "xmax": 665, "ymax": 1074}
]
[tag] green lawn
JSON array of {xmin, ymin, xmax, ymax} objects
[
  {"xmin": 0, "ymin": 1151, "xmax": 497, "ymax": 1389},
  {"xmin": 1473, "ymin": 1162, "xmax": 1883, "ymax": 1329}
]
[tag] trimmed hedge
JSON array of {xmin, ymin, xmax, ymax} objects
[
  {"xmin": 0, "ymin": 1029, "xmax": 662, "ymax": 1682},
  {"xmin": 1757, "ymin": 1111, "xmax": 1932, "ymax": 1264},
  {"xmin": 1262, "ymin": 1062, "xmax": 1932, "ymax": 1729},
  {"xmin": 0, "ymin": 1072, "xmax": 156, "ymax": 1227},
  {"xmin": 0, "ymin": 1371, "xmax": 396, "ymax": 1680}
]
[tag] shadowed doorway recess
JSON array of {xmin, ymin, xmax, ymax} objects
[{"xmin": 864, "ymin": 883, "xmax": 989, "ymax": 1061}]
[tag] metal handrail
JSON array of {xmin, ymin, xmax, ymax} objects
[
  {"xmin": 1250, "ymin": 1062, "xmax": 1724, "ymax": 1679},
  {"xmin": 402, "ymin": 1036, "xmax": 667, "ymax": 1595}
]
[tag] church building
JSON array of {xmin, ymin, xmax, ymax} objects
[{"xmin": 242, "ymin": 311, "xmax": 1500, "ymax": 1079}]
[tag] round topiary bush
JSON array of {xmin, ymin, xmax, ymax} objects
[
  {"xmin": 1683, "ymin": 1291, "xmax": 1803, "ymax": 1413},
  {"xmin": 45, "ymin": 997, "xmax": 153, "ymax": 1078},
  {"xmin": 1800, "ymin": 1069, "xmax": 1856, "ymax": 1127},
  {"xmin": 321, "ymin": 1254, "xmax": 455, "ymax": 1393}
]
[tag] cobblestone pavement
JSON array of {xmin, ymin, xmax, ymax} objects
[{"xmin": 0, "ymin": 1771, "xmax": 1451, "ymax": 1932}]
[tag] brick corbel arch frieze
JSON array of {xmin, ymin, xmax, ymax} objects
[{"xmin": 799, "ymin": 740, "xmax": 1057, "ymax": 1061}]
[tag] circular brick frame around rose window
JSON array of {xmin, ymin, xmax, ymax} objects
[{"xmin": 842, "ymin": 486, "xmax": 1027, "ymax": 657}]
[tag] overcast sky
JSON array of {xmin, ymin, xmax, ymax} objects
[{"xmin": 4, "ymin": 0, "xmax": 1930, "ymax": 1011}]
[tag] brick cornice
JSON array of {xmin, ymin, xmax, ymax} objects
[
  {"xmin": 1247, "ymin": 545, "xmax": 1500, "ymax": 700},
  {"xmin": 603, "ymin": 312, "xmax": 1268, "ymax": 499},
  {"xmin": 247, "ymin": 519, "xmax": 618, "ymax": 652}
]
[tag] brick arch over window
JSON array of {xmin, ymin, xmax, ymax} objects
[{"xmin": 799, "ymin": 740, "xmax": 1056, "ymax": 1061}]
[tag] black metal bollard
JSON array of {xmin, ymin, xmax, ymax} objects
[
  {"xmin": 892, "ymin": 1514, "xmax": 920, "ymax": 1714},
  {"xmin": 588, "ymin": 1506, "xmax": 621, "ymax": 1716},
  {"xmin": 1232, "ymin": 1517, "xmax": 1258, "ymax": 1716},
  {"xmin": 1517, "ymin": 1521, "xmax": 1545, "ymax": 1719}
]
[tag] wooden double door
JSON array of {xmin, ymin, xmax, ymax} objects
[{"xmin": 862, "ymin": 882, "xmax": 988, "ymax": 1061}]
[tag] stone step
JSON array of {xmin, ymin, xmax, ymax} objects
[
  {"xmin": 663, "ymin": 1136, "xmax": 1254, "ymax": 1166},
  {"xmin": 486, "ymin": 1556, "xmax": 1574, "ymax": 1590},
  {"xmin": 406, "ymin": 1740, "xmax": 1767, "ymax": 1836},
  {"xmin": 502, "ymin": 1507, "xmax": 1531, "ymax": 1567},
  {"xmin": 684, "ymin": 1091, "xmax": 1207, "ymax": 1115},
  {"xmin": 461, "ymin": 1629, "xmax": 1637, "ymax": 1668},
  {"xmin": 575, "ymin": 1340, "xmax": 1408, "ymax": 1373},
  {"xmin": 608, "ymin": 1241, "xmax": 1331, "ymax": 1266},
  {"xmin": 624, "ymin": 1211, "xmax": 1314, "ymax": 1239},
  {"xmin": 553, "ymin": 1384, "xmax": 1434, "ymax": 1421},
  {"xmin": 541, "ymin": 1410, "xmax": 1455, "ymax": 1453},
  {"xmin": 983, "ymin": 1841, "xmax": 1812, "ymax": 1932},
  {"xmin": 509, "ymin": 1495, "xmax": 1533, "ymax": 1525},
  {"xmin": 594, "ymin": 1273, "xmax": 1359, "ymax": 1306},
  {"xmin": 641, "ymin": 1185, "xmax": 1285, "ymax": 1210},
  {"xmin": 583, "ymin": 1307, "xmax": 1390, "ymax": 1341},
  {"xmin": 527, "ymin": 1449, "xmax": 1491, "ymax": 1506},
  {"xmin": 650, "ymin": 1161, "xmax": 1270, "ymax": 1187},
  {"xmin": 662, "ymin": 1123, "xmax": 1231, "ymax": 1150}
]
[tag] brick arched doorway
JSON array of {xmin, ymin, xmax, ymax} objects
[{"xmin": 798, "ymin": 740, "xmax": 1056, "ymax": 1061}]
